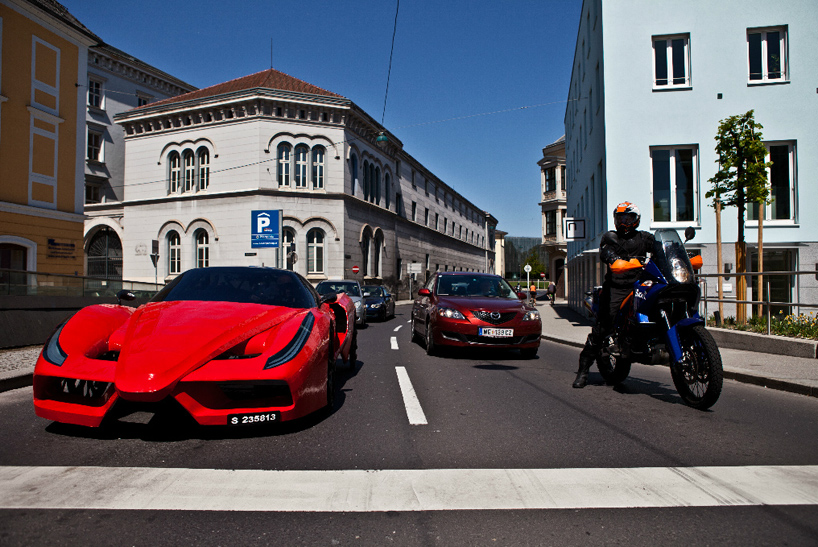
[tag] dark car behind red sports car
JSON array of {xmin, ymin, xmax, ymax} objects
[
  {"xmin": 33, "ymin": 267, "xmax": 357, "ymax": 428},
  {"xmin": 410, "ymin": 272, "xmax": 541, "ymax": 357}
]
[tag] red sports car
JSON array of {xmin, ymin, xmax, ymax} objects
[
  {"xmin": 410, "ymin": 272, "xmax": 541, "ymax": 358},
  {"xmin": 33, "ymin": 267, "xmax": 357, "ymax": 428}
]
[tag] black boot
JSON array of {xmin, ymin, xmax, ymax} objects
[{"xmin": 572, "ymin": 353, "xmax": 594, "ymax": 388}]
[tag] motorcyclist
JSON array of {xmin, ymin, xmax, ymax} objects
[{"xmin": 572, "ymin": 202, "xmax": 655, "ymax": 388}]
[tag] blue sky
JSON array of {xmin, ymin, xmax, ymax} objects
[{"xmin": 63, "ymin": 0, "xmax": 581, "ymax": 237}]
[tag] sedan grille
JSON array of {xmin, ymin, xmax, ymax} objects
[{"xmin": 471, "ymin": 311, "xmax": 517, "ymax": 325}]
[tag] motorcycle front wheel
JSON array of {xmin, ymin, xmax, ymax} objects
[
  {"xmin": 670, "ymin": 325, "xmax": 723, "ymax": 410},
  {"xmin": 596, "ymin": 353, "xmax": 631, "ymax": 385}
]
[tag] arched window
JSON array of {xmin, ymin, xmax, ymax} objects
[
  {"xmin": 168, "ymin": 152, "xmax": 181, "ymax": 193},
  {"xmin": 373, "ymin": 231, "xmax": 383, "ymax": 278},
  {"xmin": 195, "ymin": 230, "xmax": 209, "ymax": 268},
  {"xmin": 277, "ymin": 143, "xmax": 291, "ymax": 186},
  {"xmin": 283, "ymin": 228, "xmax": 296, "ymax": 271},
  {"xmin": 350, "ymin": 154, "xmax": 358, "ymax": 196},
  {"xmin": 363, "ymin": 160, "xmax": 370, "ymax": 200},
  {"xmin": 312, "ymin": 146, "xmax": 325, "ymax": 189},
  {"xmin": 374, "ymin": 167, "xmax": 381, "ymax": 204},
  {"xmin": 197, "ymin": 147, "xmax": 210, "ymax": 190},
  {"xmin": 307, "ymin": 229, "xmax": 324, "ymax": 274},
  {"xmin": 168, "ymin": 231, "xmax": 181, "ymax": 275},
  {"xmin": 384, "ymin": 173, "xmax": 391, "ymax": 209},
  {"xmin": 361, "ymin": 232, "xmax": 371, "ymax": 277},
  {"xmin": 183, "ymin": 150, "xmax": 195, "ymax": 192},
  {"xmin": 294, "ymin": 144, "xmax": 309, "ymax": 188},
  {"xmin": 87, "ymin": 227, "xmax": 123, "ymax": 280}
]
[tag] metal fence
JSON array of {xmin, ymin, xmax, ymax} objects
[
  {"xmin": 697, "ymin": 270, "xmax": 818, "ymax": 335},
  {"xmin": 0, "ymin": 268, "xmax": 162, "ymax": 299}
]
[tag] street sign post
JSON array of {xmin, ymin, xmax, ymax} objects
[
  {"xmin": 251, "ymin": 210, "xmax": 282, "ymax": 267},
  {"xmin": 524, "ymin": 264, "xmax": 532, "ymax": 286}
]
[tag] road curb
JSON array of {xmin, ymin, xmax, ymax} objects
[{"xmin": 540, "ymin": 333, "xmax": 818, "ymax": 399}]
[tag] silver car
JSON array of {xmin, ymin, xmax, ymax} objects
[{"xmin": 316, "ymin": 280, "xmax": 368, "ymax": 326}]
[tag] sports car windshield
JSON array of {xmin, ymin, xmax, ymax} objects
[
  {"xmin": 436, "ymin": 275, "xmax": 517, "ymax": 298},
  {"xmin": 150, "ymin": 267, "xmax": 316, "ymax": 308},
  {"xmin": 316, "ymin": 282, "xmax": 361, "ymax": 297}
]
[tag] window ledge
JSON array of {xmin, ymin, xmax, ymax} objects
[
  {"xmin": 86, "ymin": 160, "xmax": 106, "ymax": 167},
  {"xmin": 747, "ymin": 79, "xmax": 790, "ymax": 87},
  {"xmin": 306, "ymin": 274, "xmax": 327, "ymax": 282},
  {"xmin": 652, "ymin": 85, "xmax": 692, "ymax": 92},
  {"xmin": 649, "ymin": 222, "xmax": 701, "ymax": 229},
  {"xmin": 87, "ymin": 105, "xmax": 106, "ymax": 114},
  {"xmin": 745, "ymin": 221, "xmax": 798, "ymax": 228}
]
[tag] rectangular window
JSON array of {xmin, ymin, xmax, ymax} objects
[
  {"xmin": 653, "ymin": 34, "xmax": 690, "ymax": 88},
  {"xmin": 435, "ymin": 213, "xmax": 439, "ymax": 230},
  {"xmin": 749, "ymin": 141, "xmax": 796, "ymax": 222},
  {"xmin": 87, "ymin": 129, "xmax": 102, "ymax": 162},
  {"xmin": 88, "ymin": 78, "xmax": 102, "ymax": 108},
  {"xmin": 85, "ymin": 182, "xmax": 100, "ymax": 204},
  {"xmin": 748, "ymin": 27, "xmax": 787, "ymax": 82},
  {"xmin": 412, "ymin": 201, "xmax": 417, "ymax": 222},
  {"xmin": 425, "ymin": 208, "xmax": 429, "ymax": 226},
  {"xmin": 650, "ymin": 145, "xmax": 698, "ymax": 224},
  {"xmin": 545, "ymin": 168, "xmax": 556, "ymax": 192},
  {"xmin": 545, "ymin": 211, "xmax": 557, "ymax": 236}
]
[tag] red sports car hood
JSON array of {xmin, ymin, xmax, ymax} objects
[{"xmin": 115, "ymin": 301, "xmax": 300, "ymax": 401}]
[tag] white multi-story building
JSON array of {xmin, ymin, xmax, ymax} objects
[
  {"xmin": 83, "ymin": 44, "xmax": 195, "ymax": 279},
  {"xmin": 538, "ymin": 135, "xmax": 567, "ymax": 298},
  {"xmin": 100, "ymin": 69, "xmax": 496, "ymax": 298},
  {"xmin": 564, "ymin": 0, "xmax": 818, "ymax": 315}
]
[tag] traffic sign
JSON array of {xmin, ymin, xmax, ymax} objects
[
  {"xmin": 251, "ymin": 210, "xmax": 280, "ymax": 248},
  {"xmin": 524, "ymin": 264, "xmax": 532, "ymax": 273},
  {"xmin": 352, "ymin": 265, "xmax": 360, "ymax": 274},
  {"xmin": 540, "ymin": 273, "xmax": 545, "ymax": 278}
]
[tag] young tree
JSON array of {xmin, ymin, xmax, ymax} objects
[
  {"xmin": 705, "ymin": 110, "xmax": 771, "ymax": 323},
  {"xmin": 524, "ymin": 247, "xmax": 548, "ymax": 285}
]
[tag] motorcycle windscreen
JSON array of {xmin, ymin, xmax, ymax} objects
[{"xmin": 651, "ymin": 229, "xmax": 696, "ymax": 285}]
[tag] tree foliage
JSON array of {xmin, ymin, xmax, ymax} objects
[
  {"xmin": 524, "ymin": 248, "xmax": 547, "ymax": 277},
  {"xmin": 705, "ymin": 110, "xmax": 772, "ymax": 242}
]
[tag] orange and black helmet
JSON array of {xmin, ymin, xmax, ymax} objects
[{"xmin": 613, "ymin": 202, "xmax": 640, "ymax": 232}]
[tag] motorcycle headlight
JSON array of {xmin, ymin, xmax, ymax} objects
[
  {"xmin": 437, "ymin": 307, "xmax": 465, "ymax": 320},
  {"xmin": 671, "ymin": 258, "xmax": 691, "ymax": 283},
  {"xmin": 523, "ymin": 310, "xmax": 540, "ymax": 321}
]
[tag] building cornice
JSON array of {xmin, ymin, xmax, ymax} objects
[{"xmin": 0, "ymin": 201, "xmax": 86, "ymax": 222}]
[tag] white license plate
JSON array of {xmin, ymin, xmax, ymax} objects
[
  {"xmin": 479, "ymin": 328, "xmax": 513, "ymax": 338},
  {"xmin": 228, "ymin": 411, "xmax": 280, "ymax": 426}
]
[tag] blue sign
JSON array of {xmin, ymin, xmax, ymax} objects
[{"xmin": 251, "ymin": 210, "xmax": 280, "ymax": 248}]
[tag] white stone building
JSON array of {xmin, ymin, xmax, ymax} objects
[
  {"xmin": 538, "ymin": 135, "xmax": 567, "ymax": 298},
  {"xmin": 99, "ymin": 69, "xmax": 496, "ymax": 298},
  {"xmin": 564, "ymin": 0, "xmax": 818, "ymax": 316}
]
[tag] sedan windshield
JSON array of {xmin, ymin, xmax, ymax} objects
[
  {"xmin": 436, "ymin": 275, "xmax": 517, "ymax": 298},
  {"xmin": 316, "ymin": 282, "xmax": 361, "ymax": 297},
  {"xmin": 362, "ymin": 286, "xmax": 384, "ymax": 297},
  {"xmin": 151, "ymin": 267, "xmax": 315, "ymax": 308}
]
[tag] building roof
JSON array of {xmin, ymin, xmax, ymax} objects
[
  {"xmin": 26, "ymin": 0, "xmax": 102, "ymax": 43},
  {"xmin": 141, "ymin": 68, "xmax": 344, "ymax": 110},
  {"xmin": 92, "ymin": 44, "xmax": 196, "ymax": 92}
]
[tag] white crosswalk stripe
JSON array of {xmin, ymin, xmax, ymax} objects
[{"xmin": 2, "ymin": 465, "xmax": 817, "ymax": 512}]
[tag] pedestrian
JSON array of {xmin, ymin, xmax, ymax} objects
[
  {"xmin": 573, "ymin": 201, "xmax": 654, "ymax": 388},
  {"xmin": 547, "ymin": 281, "xmax": 556, "ymax": 305}
]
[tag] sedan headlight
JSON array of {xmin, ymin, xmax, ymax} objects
[
  {"xmin": 437, "ymin": 307, "xmax": 465, "ymax": 320},
  {"xmin": 523, "ymin": 310, "xmax": 540, "ymax": 321},
  {"xmin": 354, "ymin": 300, "xmax": 362, "ymax": 309},
  {"xmin": 369, "ymin": 303, "xmax": 382, "ymax": 308}
]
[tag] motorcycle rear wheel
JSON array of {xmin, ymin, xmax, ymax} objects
[
  {"xmin": 596, "ymin": 353, "xmax": 631, "ymax": 385},
  {"xmin": 670, "ymin": 325, "xmax": 723, "ymax": 410}
]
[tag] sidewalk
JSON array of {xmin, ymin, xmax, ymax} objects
[
  {"xmin": 2, "ymin": 301, "xmax": 817, "ymax": 398},
  {"xmin": 537, "ymin": 298, "xmax": 818, "ymax": 398}
]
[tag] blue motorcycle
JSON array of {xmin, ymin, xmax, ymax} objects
[{"xmin": 585, "ymin": 228, "xmax": 723, "ymax": 410}]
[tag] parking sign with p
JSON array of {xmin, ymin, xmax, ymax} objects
[{"xmin": 251, "ymin": 210, "xmax": 280, "ymax": 248}]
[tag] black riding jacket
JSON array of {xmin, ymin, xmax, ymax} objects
[{"xmin": 599, "ymin": 229, "xmax": 655, "ymax": 287}]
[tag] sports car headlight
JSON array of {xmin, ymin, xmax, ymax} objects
[
  {"xmin": 437, "ymin": 307, "xmax": 465, "ymax": 320},
  {"xmin": 264, "ymin": 313, "xmax": 315, "ymax": 370},
  {"xmin": 42, "ymin": 321, "xmax": 68, "ymax": 366},
  {"xmin": 523, "ymin": 310, "xmax": 541, "ymax": 321}
]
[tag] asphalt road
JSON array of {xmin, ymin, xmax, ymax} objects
[{"xmin": 1, "ymin": 303, "xmax": 817, "ymax": 546}]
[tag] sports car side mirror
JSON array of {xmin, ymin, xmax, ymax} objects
[
  {"xmin": 116, "ymin": 290, "xmax": 136, "ymax": 305},
  {"xmin": 319, "ymin": 293, "xmax": 337, "ymax": 305}
]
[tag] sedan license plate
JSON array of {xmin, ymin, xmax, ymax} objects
[
  {"xmin": 228, "ymin": 411, "xmax": 280, "ymax": 426},
  {"xmin": 479, "ymin": 327, "xmax": 513, "ymax": 338}
]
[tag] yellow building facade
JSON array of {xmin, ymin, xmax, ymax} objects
[{"xmin": 0, "ymin": 0, "xmax": 98, "ymax": 276}]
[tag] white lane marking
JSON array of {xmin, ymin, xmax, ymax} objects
[
  {"xmin": 395, "ymin": 366, "xmax": 428, "ymax": 425},
  {"xmin": 393, "ymin": 325, "xmax": 402, "ymax": 332},
  {"xmin": 390, "ymin": 337, "xmax": 399, "ymax": 350},
  {"xmin": 2, "ymin": 465, "xmax": 817, "ymax": 512}
]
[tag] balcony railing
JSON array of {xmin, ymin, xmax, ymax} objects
[{"xmin": 0, "ymin": 268, "xmax": 163, "ymax": 298}]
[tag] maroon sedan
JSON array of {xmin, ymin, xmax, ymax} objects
[{"xmin": 411, "ymin": 272, "xmax": 542, "ymax": 358}]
